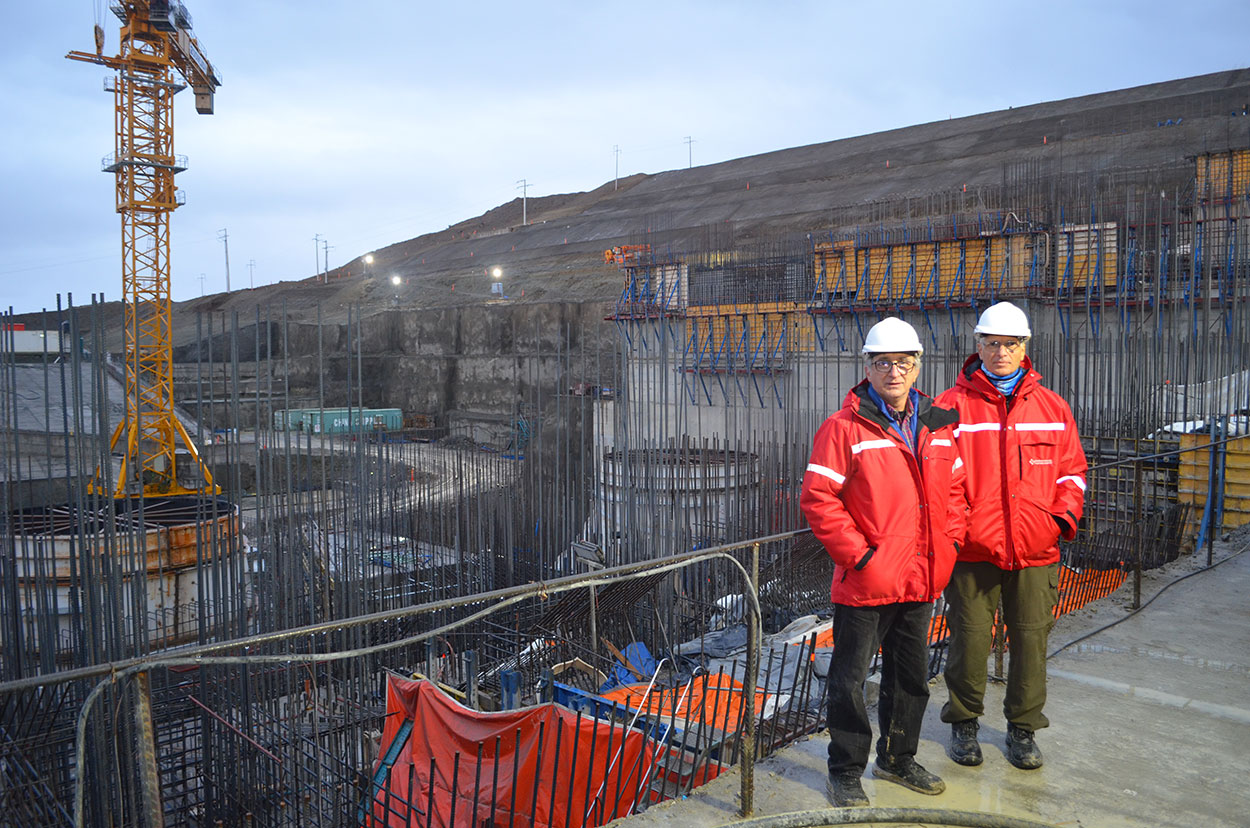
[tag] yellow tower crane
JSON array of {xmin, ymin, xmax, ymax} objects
[{"xmin": 68, "ymin": 1, "xmax": 221, "ymax": 497}]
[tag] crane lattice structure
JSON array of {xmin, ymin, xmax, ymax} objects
[{"xmin": 68, "ymin": 0, "xmax": 221, "ymax": 497}]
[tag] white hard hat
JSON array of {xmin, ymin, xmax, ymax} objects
[
  {"xmin": 974, "ymin": 302, "xmax": 1031, "ymax": 337},
  {"xmin": 861, "ymin": 317, "xmax": 924, "ymax": 355}
]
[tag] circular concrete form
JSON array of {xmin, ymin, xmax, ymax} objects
[{"xmin": 9, "ymin": 496, "xmax": 241, "ymax": 655}]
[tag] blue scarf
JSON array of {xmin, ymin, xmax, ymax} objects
[
  {"xmin": 981, "ymin": 364, "xmax": 1025, "ymax": 396},
  {"xmin": 866, "ymin": 385, "xmax": 919, "ymax": 452}
]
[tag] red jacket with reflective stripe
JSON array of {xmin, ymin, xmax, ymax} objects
[
  {"xmin": 935, "ymin": 355, "xmax": 1087, "ymax": 571},
  {"xmin": 800, "ymin": 382, "xmax": 969, "ymax": 607}
]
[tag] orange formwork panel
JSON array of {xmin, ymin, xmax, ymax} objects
[
  {"xmin": 1177, "ymin": 433, "xmax": 1250, "ymax": 537},
  {"xmin": 1196, "ymin": 149, "xmax": 1250, "ymax": 203},
  {"xmin": 1057, "ymin": 223, "xmax": 1118, "ymax": 293},
  {"xmin": 684, "ymin": 312, "xmax": 801, "ymax": 367},
  {"xmin": 823, "ymin": 235, "xmax": 1028, "ymax": 304}
]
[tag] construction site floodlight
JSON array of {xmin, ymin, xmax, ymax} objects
[
  {"xmin": 365, "ymin": 254, "xmax": 374, "ymax": 264},
  {"xmin": 492, "ymin": 267, "xmax": 503, "ymax": 279},
  {"xmin": 390, "ymin": 274, "xmax": 402, "ymax": 286}
]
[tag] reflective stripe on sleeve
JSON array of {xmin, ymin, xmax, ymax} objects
[
  {"xmin": 851, "ymin": 439, "xmax": 894, "ymax": 454},
  {"xmin": 954, "ymin": 422, "xmax": 1000, "ymax": 435},
  {"xmin": 806, "ymin": 463, "xmax": 846, "ymax": 484},
  {"xmin": 1016, "ymin": 422, "xmax": 1066, "ymax": 431},
  {"xmin": 1056, "ymin": 474, "xmax": 1087, "ymax": 491}
]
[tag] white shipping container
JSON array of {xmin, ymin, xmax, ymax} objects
[{"xmin": 7, "ymin": 330, "xmax": 64, "ymax": 354}]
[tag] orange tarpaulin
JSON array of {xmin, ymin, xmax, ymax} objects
[
  {"xmin": 599, "ymin": 672, "xmax": 768, "ymax": 736},
  {"xmin": 368, "ymin": 676, "xmax": 655, "ymax": 828}
]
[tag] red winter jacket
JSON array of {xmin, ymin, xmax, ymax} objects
[
  {"xmin": 935, "ymin": 355, "xmax": 1087, "ymax": 570},
  {"xmin": 800, "ymin": 382, "xmax": 969, "ymax": 607}
]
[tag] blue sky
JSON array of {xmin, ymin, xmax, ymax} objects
[{"xmin": 3, "ymin": 1, "xmax": 1249, "ymax": 314}]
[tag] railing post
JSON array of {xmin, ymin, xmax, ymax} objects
[
  {"xmin": 589, "ymin": 584, "xmax": 598, "ymax": 662},
  {"xmin": 1132, "ymin": 460, "xmax": 1143, "ymax": 609},
  {"xmin": 739, "ymin": 542, "xmax": 760, "ymax": 818}
]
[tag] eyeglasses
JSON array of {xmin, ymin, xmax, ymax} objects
[
  {"xmin": 979, "ymin": 338, "xmax": 1024, "ymax": 353},
  {"xmin": 869, "ymin": 357, "xmax": 918, "ymax": 374}
]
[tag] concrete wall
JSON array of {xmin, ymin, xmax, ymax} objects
[{"xmin": 171, "ymin": 301, "xmax": 618, "ymax": 435}]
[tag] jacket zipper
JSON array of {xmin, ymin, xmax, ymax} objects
[{"xmin": 999, "ymin": 394, "xmax": 1017, "ymax": 568}]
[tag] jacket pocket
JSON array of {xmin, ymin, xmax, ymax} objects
[
  {"xmin": 1016, "ymin": 430, "xmax": 1061, "ymax": 498},
  {"xmin": 1015, "ymin": 493, "xmax": 1062, "ymax": 561},
  {"xmin": 842, "ymin": 535, "xmax": 910, "ymax": 601}
]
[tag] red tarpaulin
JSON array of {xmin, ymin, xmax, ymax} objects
[{"xmin": 367, "ymin": 676, "xmax": 656, "ymax": 828}]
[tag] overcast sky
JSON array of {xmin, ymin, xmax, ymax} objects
[{"xmin": 3, "ymin": 1, "xmax": 1248, "ymax": 315}]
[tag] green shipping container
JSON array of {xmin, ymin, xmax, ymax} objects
[{"xmin": 304, "ymin": 408, "xmax": 402, "ymax": 434}]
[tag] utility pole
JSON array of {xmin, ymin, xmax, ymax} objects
[
  {"xmin": 323, "ymin": 239, "xmax": 333, "ymax": 278},
  {"xmin": 218, "ymin": 228, "xmax": 231, "ymax": 292},
  {"xmin": 517, "ymin": 179, "xmax": 529, "ymax": 226},
  {"xmin": 684, "ymin": 136, "xmax": 694, "ymax": 169},
  {"xmin": 313, "ymin": 233, "xmax": 322, "ymax": 282},
  {"xmin": 247, "ymin": 258, "xmax": 255, "ymax": 289},
  {"xmin": 198, "ymin": 273, "xmax": 206, "ymax": 296},
  {"xmin": 613, "ymin": 145, "xmax": 621, "ymax": 190}
]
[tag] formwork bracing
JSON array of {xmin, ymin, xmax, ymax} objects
[{"xmin": 3, "ymin": 139, "xmax": 1250, "ymax": 825}]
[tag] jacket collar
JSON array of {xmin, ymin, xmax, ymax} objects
[
  {"xmin": 957, "ymin": 353, "xmax": 1041, "ymax": 399},
  {"xmin": 845, "ymin": 379, "xmax": 958, "ymax": 432}
]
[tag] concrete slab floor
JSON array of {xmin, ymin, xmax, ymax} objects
[{"xmin": 608, "ymin": 539, "xmax": 1250, "ymax": 828}]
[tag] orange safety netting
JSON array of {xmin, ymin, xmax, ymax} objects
[
  {"xmin": 1052, "ymin": 565, "xmax": 1126, "ymax": 616},
  {"xmin": 793, "ymin": 564, "xmax": 1127, "ymax": 653},
  {"xmin": 599, "ymin": 672, "xmax": 769, "ymax": 736},
  {"xmin": 797, "ymin": 614, "xmax": 952, "ymax": 651},
  {"xmin": 368, "ymin": 676, "xmax": 654, "ymax": 828}
]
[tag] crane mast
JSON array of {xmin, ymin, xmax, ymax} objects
[{"xmin": 68, "ymin": 1, "xmax": 221, "ymax": 497}]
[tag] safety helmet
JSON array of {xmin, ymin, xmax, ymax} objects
[
  {"xmin": 974, "ymin": 301, "xmax": 1031, "ymax": 338},
  {"xmin": 861, "ymin": 317, "xmax": 924, "ymax": 355}
]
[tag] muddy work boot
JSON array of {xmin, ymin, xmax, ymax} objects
[
  {"xmin": 872, "ymin": 755, "xmax": 946, "ymax": 795},
  {"xmin": 1006, "ymin": 724, "xmax": 1044, "ymax": 770},
  {"xmin": 825, "ymin": 771, "xmax": 869, "ymax": 807},
  {"xmin": 948, "ymin": 719, "xmax": 983, "ymax": 766}
]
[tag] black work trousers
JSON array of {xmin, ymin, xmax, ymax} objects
[{"xmin": 826, "ymin": 600, "xmax": 934, "ymax": 776}]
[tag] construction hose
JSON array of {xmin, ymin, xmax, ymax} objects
[{"xmin": 719, "ymin": 808, "xmax": 1058, "ymax": 828}]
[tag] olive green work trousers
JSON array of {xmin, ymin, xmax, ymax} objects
[{"xmin": 940, "ymin": 560, "xmax": 1059, "ymax": 732}]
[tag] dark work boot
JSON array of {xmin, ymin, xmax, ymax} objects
[
  {"xmin": 1006, "ymin": 724, "xmax": 1044, "ymax": 770},
  {"xmin": 825, "ymin": 771, "xmax": 869, "ymax": 807},
  {"xmin": 948, "ymin": 719, "xmax": 983, "ymax": 766},
  {"xmin": 872, "ymin": 755, "xmax": 946, "ymax": 795}
]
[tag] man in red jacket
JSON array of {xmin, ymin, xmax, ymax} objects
[
  {"xmin": 801, "ymin": 317, "xmax": 968, "ymax": 808},
  {"xmin": 936, "ymin": 301, "xmax": 1087, "ymax": 771}
]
